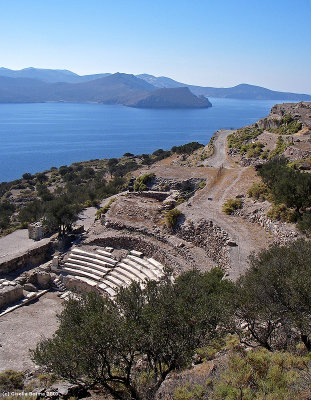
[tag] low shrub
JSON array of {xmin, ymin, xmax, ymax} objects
[
  {"xmin": 247, "ymin": 182, "xmax": 270, "ymax": 201},
  {"xmin": 95, "ymin": 198, "xmax": 116, "ymax": 219},
  {"xmin": 267, "ymin": 203, "xmax": 296, "ymax": 222},
  {"xmin": 0, "ymin": 370, "xmax": 25, "ymax": 391},
  {"xmin": 222, "ymin": 198, "xmax": 242, "ymax": 215},
  {"xmin": 165, "ymin": 208, "xmax": 182, "ymax": 229},
  {"xmin": 133, "ymin": 173, "xmax": 155, "ymax": 192}
]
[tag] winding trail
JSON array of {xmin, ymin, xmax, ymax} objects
[{"xmin": 180, "ymin": 130, "xmax": 272, "ymax": 279}]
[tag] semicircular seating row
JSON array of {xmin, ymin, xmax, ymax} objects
[{"xmin": 63, "ymin": 247, "xmax": 164, "ymax": 297}]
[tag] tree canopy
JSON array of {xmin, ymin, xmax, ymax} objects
[{"xmin": 32, "ymin": 268, "xmax": 234, "ymax": 400}]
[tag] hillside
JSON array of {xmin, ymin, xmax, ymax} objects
[
  {"xmin": 126, "ymin": 87, "xmax": 212, "ymax": 108},
  {"xmin": 2, "ymin": 103, "xmax": 311, "ymax": 398},
  {"xmin": 0, "ymin": 67, "xmax": 110, "ymax": 83},
  {"xmin": 0, "ymin": 72, "xmax": 211, "ymax": 108},
  {"xmin": 138, "ymin": 74, "xmax": 311, "ymax": 100},
  {"xmin": 1, "ymin": 67, "xmax": 310, "ymax": 101}
]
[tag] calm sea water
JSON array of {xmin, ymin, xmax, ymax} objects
[{"xmin": 0, "ymin": 98, "xmax": 288, "ymax": 182}]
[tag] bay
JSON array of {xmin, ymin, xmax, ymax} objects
[{"xmin": 0, "ymin": 98, "xmax": 288, "ymax": 182}]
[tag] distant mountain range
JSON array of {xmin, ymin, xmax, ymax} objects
[{"xmin": 0, "ymin": 68, "xmax": 310, "ymax": 108}]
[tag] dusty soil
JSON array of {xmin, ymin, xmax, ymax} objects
[
  {"xmin": 0, "ymin": 230, "xmax": 52, "ymax": 264},
  {"xmin": 0, "ymin": 292, "xmax": 62, "ymax": 372}
]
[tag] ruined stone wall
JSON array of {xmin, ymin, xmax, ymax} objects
[
  {"xmin": 0, "ymin": 285, "xmax": 23, "ymax": 309},
  {"xmin": 177, "ymin": 220, "xmax": 231, "ymax": 270},
  {"xmin": 0, "ymin": 241, "xmax": 52, "ymax": 275}
]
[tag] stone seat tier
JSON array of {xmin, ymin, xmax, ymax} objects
[
  {"xmin": 123, "ymin": 257, "xmax": 159, "ymax": 279},
  {"xmin": 98, "ymin": 284, "xmax": 117, "ymax": 297},
  {"xmin": 65, "ymin": 261, "xmax": 106, "ymax": 278},
  {"xmin": 127, "ymin": 255, "xmax": 163, "ymax": 277},
  {"xmin": 147, "ymin": 258, "xmax": 164, "ymax": 271},
  {"xmin": 104, "ymin": 274, "xmax": 125, "ymax": 288},
  {"xmin": 71, "ymin": 248, "xmax": 116, "ymax": 266},
  {"xmin": 109, "ymin": 270, "xmax": 133, "ymax": 285},
  {"xmin": 117, "ymin": 262, "xmax": 150, "ymax": 281},
  {"xmin": 96, "ymin": 249, "xmax": 116, "ymax": 258},
  {"xmin": 112, "ymin": 266, "xmax": 141, "ymax": 283},
  {"xmin": 100, "ymin": 277, "xmax": 121, "ymax": 291},
  {"xmin": 130, "ymin": 250, "xmax": 144, "ymax": 257},
  {"xmin": 63, "ymin": 266, "xmax": 102, "ymax": 282},
  {"xmin": 74, "ymin": 276, "xmax": 98, "ymax": 287},
  {"xmin": 69, "ymin": 252, "xmax": 113, "ymax": 268},
  {"xmin": 67, "ymin": 256, "xmax": 110, "ymax": 274},
  {"xmin": 121, "ymin": 258, "xmax": 156, "ymax": 280}
]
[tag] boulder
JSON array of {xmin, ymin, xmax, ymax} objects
[
  {"xmin": 24, "ymin": 283, "xmax": 38, "ymax": 292},
  {"xmin": 37, "ymin": 272, "xmax": 51, "ymax": 288},
  {"xmin": 0, "ymin": 285, "xmax": 24, "ymax": 308}
]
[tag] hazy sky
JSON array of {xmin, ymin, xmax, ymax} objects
[{"xmin": 1, "ymin": 0, "xmax": 310, "ymax": 93}]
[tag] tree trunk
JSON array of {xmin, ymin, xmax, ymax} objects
[{"xmin": 301, "ymin": 333, "xmax": 311, "ymax": 351}]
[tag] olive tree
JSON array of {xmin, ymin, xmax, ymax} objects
[{"xmin": 31, "ymin": 268, "xmax": 233, "ymax": 400}]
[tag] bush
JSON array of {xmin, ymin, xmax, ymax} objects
[
  {"xmin": 269, "ymin": 136, "xmax": 288, "ymax": 158},
  {"xmin": 222, "ymin": 198, "xmax": 242, "ymax": 215},
  {"xmin": 227, "ymin": 126, "xmax": 263, "ymax": 151},
  {"xmin": 22, "ymin": 173, "xmax": 33, "ymax": 180},
  {"xmin": 171, "ymin": 142, "xmax": 204, "ymax": 155},
  {"xmin": 211, "ymin": 348, "xmax": 308, "ymax": 400},
  {"xmin": 271, "ymin": 114, "xmax": 303, "ymax": 135},
  {"xmin": 133, "ymin": 173, "xmax": 155, "ymax": 192},
  {"xmin": 247, "ymin": 182, "xmax": 270, "ymax": 201},
  {"xmin": 95, "ymin": 198, "xmax": 116, "ymax": 219},
  {"xmin": 165, "ymin": 208, "xmax": 182, "ymax": 229},
  {"xmin": 0, "ymin": 370, "xmax": 24, "ymax": 391},
  {"xmin": 297, "ymin": 213, "xmax": 311, "ymax": 236},
  {"xmin": 267, "ymin": 203, "xmax": 296, "ymax": 222},
  {"xmin": 174, "ymin": 383, "xmax": 206, "ymax": 400}
]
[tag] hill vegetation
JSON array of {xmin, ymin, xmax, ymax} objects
[
  {"xmin": 30, "ymin": 240, "xmax": 311, "ymax": 399},
  {"xmin": 0, "ymin": 68, "xmax": 310, "ymax": 101}
]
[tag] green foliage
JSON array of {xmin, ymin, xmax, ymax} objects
[
  {"xmin": 165, "ymin": 208, "xmax": 182, "ymax": 229},
  {"xmin": 271, "ymin": 114, "xmax": 303, "ymax": 135},
  {"xmin": 227, "ymin": 126, "xmax": 263, "ymax": 151},
  {"xmin": 171, "ymin": 142, "xmax": 204, "ymax": 155},
  {"xmin": 0, "ymin": 370, "xmax": 25, "ymax": 391},
  {"xmin": 18, "ymin": 200, "xmax": 43, "ymax": 225},
  {"xmin": 266, "ymin": 203, "xmax": 297, "ymax": 222},
  {"xmin": 133, "ymin": 173, "xmax": 155, "ymax": 192},
  {"xmin": 247, "ymin": 182, "xmax": 270, "ymax": 201},
  {"xmin": 22, "ymin": 172, "xmax": 33, "ymax": 180},
  {"xmin": 240, "ymin": 142, "xmax": 264, "ymax": 158},
  {"xmin": 258, "ymin": 156, "xmax": 311, "ymax": 213},
  {"xmin": 297, "ymin": 213, "xmax": 311, "ymax": 236},
  {"xmin": 44, "ymin": 196, "xmax": 80, "ymax": 236},
  {"xmin": 95, "ymin": 198, "xmax": 116, "ymax": 219},
  {"xmin": 211, "ymin": 348, "xmax": 307, "ymax": 400},
  {"xmin": 32, "ymin": 268, "xmax": 233, "ymax": 400},
  {"xmin": 269, "ymin": 136, "xmax": 288, "ymax": 158},
  {"xmin": 222, "ymin": 198, "xmax": 242, "ymax": 215},
  {"xmin": 0, "ymin": 201, "xmax": 16, "ymax": 230},
  {"xmin": 174, "ymin": 383, "xmax": 206, "ymax": 400},
  {"xmin": 198, "ymin": 181, "xmax": 206, "ymax": 189},
  {"xmin": 234, "ymin": 240, "xmax": 311, "ymax": 351}
]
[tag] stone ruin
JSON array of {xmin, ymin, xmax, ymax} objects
[{"xmin": 28, "ymin": 221, "xmax": 47, "ymax": 241}]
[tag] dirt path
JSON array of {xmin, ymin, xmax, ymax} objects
[
  {"xmin": 179, "ymin": 131, "xmax": 272, "ymax": 279},
  {"xmin": 0, "ymin": 292, "xmax": 62, "ymax": 372},
  {"xmin": 207, "ymin": 130, "xmax": 234, "ymax": 168}
]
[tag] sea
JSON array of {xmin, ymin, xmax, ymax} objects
[{"xmin": 0, "ymin": 98, "xmax": 289, "ymax": 183}]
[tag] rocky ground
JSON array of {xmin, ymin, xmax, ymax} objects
[{"xmin": 1, "ymin": 102, "xmax": 311, "ymax": 380}]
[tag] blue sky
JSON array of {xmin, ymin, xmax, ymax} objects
[{"xmin": 1, "ymin": 0, "xmax": 310, "ymax": 93}]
